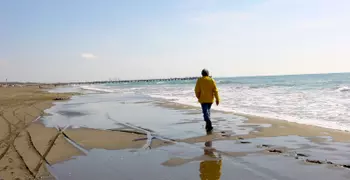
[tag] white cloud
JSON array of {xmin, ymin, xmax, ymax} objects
[{"xmin": 81, "ymin": 53, "xmax": 97, "ymax": 59}]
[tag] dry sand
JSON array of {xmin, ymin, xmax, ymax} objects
[{"xmin": 0, "ymin": 86, "xmax": 167, "ymax": 180}]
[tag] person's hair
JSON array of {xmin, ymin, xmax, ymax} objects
[{"xmin": 201, "ymin": 69, "xmax": 209, "ymax": 76}]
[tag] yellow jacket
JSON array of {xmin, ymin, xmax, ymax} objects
[{"xmin": 195, "ymin": 76, "xmax": 220, "ymax": 103}]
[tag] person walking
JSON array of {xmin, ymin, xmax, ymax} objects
[{"xmin": 195, "ymin": 69, "xmax": 220, "ymax": 133}]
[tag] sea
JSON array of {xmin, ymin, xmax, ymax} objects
[{"xmin": 75, "ymin": 73, "xmax": 350, "ymax": 132}]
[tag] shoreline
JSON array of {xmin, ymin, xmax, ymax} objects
[
  {"xmin": 80, "ymin": 83, "xmax": 350, "ymax": 134},
  {"xmin": 37, "ymin": 87, "xmax": 350, "ymax": 144},
  {"xmin": 154, "ymin": 100, "xmax": 350, "ymax": 142},
  {"xmin": 236, "ymin": 113, "xmax": 350, "ymax": 142},
  {"xmin": 2, "ymin": 85, "xmax": 350, "ymax": 179}
]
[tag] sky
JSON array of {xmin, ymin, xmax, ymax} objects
[{"xmin": 1, "ymin": 0, "xmax": 350, "ymax": 82}]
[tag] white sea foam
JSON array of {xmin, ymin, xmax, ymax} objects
[
  {"xmin": 82, "ymin": 76, "xmax": 350, "ymax": 132},
  {"xmin": 80, "ymin": 85, "xmax": 115, "ymax": 93},
  {"xmin": 337, "ymin": 86, "xmax": 350, "ymax": 92},
  {"xmin": 140, "ymin": 84, "xmax": 350, "ymax": 131}
]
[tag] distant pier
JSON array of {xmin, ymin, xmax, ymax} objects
[{"xmin": 52, "ymin": 77, "xmax": 200, "ymax": 86}]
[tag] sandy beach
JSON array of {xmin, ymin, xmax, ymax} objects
[
  {"xmin": 0, "ymin": 86, "xmax": 168, "ymax": 179},
  {"xmin": 1, "ymin": 86, "xmax": 350, "ymax": 180},
  {"xmin": 3, "ymin": 0, "xmax": 350, "ymax": 178}
]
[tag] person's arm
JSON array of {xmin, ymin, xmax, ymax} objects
[
  {"xmin": 213, "ymin": 80, "xmax": 220, "ymax": 105},
  {"xmin": 195, "ymin": 79, "xmax": 201, "ymax": 99}
]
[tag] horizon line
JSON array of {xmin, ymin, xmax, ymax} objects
[
  {"xmin": 216, "ymin": 71, "xmax": 350, "ymax": 79},
  {"xmin": 1, "ymin": 71, "xmax": 349, "ymax": 84}
]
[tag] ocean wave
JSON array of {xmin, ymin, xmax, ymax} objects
[
  {"xmin": 336, "ymin": 86, "xmax": 350, "ymax": 92},
  {"xmin": 143, "ymin": 84, "xmax": 350, "ymax": 131},
  {"xmin": 216, "ymin": 80, "xmax": 233, "ymax": 84},
  {"xmin": 249, "ymin": 85, "xmax": 265, "ymax": 89},
  {"xmin": 149, "ymin": 94, "xmax": 350, "ymax": 131},
  {"xmin": 80, "ymin": 86, "xmax": 115, "ymax": 93},
  {"xmin": 148, "ymin": 94, "xmax": 179, "ymax": 101},
  {"xmin": 101, "ymin": 74, "xmax": 350, "ymax": 131}
]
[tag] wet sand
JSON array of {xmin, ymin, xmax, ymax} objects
[
  {"xmin": 240, "ymin": 113, "xmax": 350, "ymax": 142},
  {"xmin": 155, "ymin": 101, "xmax": 350, "ymax": 143},
  {"xmin": 2, "ymin": 86, "xmax": 350, "ymax": 179},
  {"xmin": 48, "ymin": 92, "xmax": 350, "ymax": 180},
  {"xmin": 52, "ymin": 135, "xmax": 350, "ymax": 180}
]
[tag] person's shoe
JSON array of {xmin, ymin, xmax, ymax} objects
[{"xmin": 206, "ymin": 126, "xmax": 213, "ymax": 134}]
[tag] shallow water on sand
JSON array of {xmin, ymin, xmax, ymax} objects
[
  {"xmin": 42, "ymin": 91, "xmax": 264, "ymax": 139},
  {"xmin": 50, "ymin": 136, "xmax": 350, "ymax": 180},
  {"xmin": 42, "ymin": 87, "xmax": 350, "ymax": 180}
]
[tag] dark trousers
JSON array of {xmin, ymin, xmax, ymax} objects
[{"xmin": 201, "ymin": 103, "xmax": 213, "ymax": 131}]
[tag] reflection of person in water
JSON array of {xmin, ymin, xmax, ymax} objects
[{"xmin": 199, "ymin": 141, "xmax": 222, "ymax": 180}]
